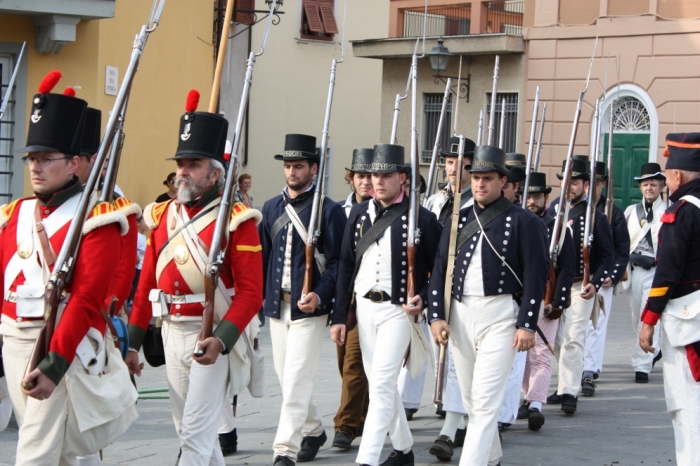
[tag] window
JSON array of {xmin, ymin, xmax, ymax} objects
[
  {"xmin": 485, "ymin": 92, "xmax": 518, "ymax": 153},
  {"xmin": 421, "ymin": 93, "xmax": 453, "ymax": 164},
  {"xmin": 301, "ymin": 0, "xmax": 338, "ymax": 41},
  {"xmin": 0, "ymin": 56, "xmax": 15, "ymax": 204}
]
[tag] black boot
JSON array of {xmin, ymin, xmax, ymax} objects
[
  {"xmin": 219, "ymin": 428, "xmax": 237, "ymax": 456},
  {"xmin": 379, "ymin": 449, "xmax": 414, "ymax": 466},
  {"xmin": 298, "ymin": 431, "xmax": 327, "ymax": 462},
  {"xmin": 561, "ymin": 394, "xmax": 577, "ymax": 414}
]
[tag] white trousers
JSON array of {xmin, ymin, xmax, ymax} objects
[
  {"xmin": 356, "ymin": 297, "xmax": 412, "ymax": 466},
  {"xmin": 498, "ymin": 351, "xmax": 527, "ymax": 425},
  {"xmin": 660, "ymin": 328, "xmax": 700, "ymax": 466},
  {"xmin": 397, "ymin": 319, "xmax": 430, "ymax": 410},
  {"xmin": 629, "ymin": 267, "xmax": 662, "ymax": 373},
  {"xmin": 450, "ymin": 296, "xmax": 518, "ymax": 466},
  {"xmin": 583, "ymin": 286, "xmax": 614, "ymax": 374},
  {"xmin": 163, "ymin": 320, "xmax": 229, "ymax": 466},
  {"xmin": 556, "ymin": 282, "xmax": 593, "ymax": 396},
  {"xmin": 434, "ymin": 341, "xmax": 466, "ymax": 414},
  {"xmin": 218, "ymin": 398, "xmax": 236, "ymax": 434},
  {"xmin": 269, "ymin": 304, "xmax": 326, "ymax": 462},
  {"xmin": 0, "ymin": 375, "xmax": 11, "ymax": 432}
]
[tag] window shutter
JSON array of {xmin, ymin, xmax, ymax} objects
[
  {"xmin": 234, "ymin": 0, "xmax": 255, "ymax": 25},
  {"xmin": 303, "ymin": 0, "xmax": 325, "ymax": 33},
  {"xmin": 318, "ymin": 0, "xmax": 339, "ymax": 34}
]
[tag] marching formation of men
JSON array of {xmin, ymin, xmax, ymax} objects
[{"xmin": 0, "ymin": 69, "xmax": 699, "ymax": 466}]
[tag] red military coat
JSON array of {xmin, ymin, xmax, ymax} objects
[
  {"xmin": 0, "ymin": 181, "xmax": 126, "ymax": 384},
  {"xmin": 128, "ymin": 186, "xmax": 263, "ymax": 353},
  {"xmin": 109, "ymin": 196, "xmax": 141, "ymax": 311}
]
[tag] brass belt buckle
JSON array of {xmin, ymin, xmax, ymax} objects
[
  {"xmin": 171, "ymin": 295, "xmax": 185, "ymax": 303},
  {"xmin": 282, "ymin": 291, "xmax": 292, "ymax": 304},
  {"xmin": 369, "ymin": 291, "xmax": 383, "ymax": 303}
]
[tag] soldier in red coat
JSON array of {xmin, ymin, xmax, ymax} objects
[
  {"xmin": 0, "ymin": 72, "xmax": 128, "ymax": 464},
  {"xmin": 126, "ymin": 90, "xmax": 263, "ymax": 465}
]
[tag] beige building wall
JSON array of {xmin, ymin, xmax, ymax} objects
[
  {"xmin": 0, "ymin": 0, "xmax": 215, "ymax": 207},
  {"xmin": 244, "ymin": 0, "xmax": 389, "ymax": 205},
  {"xmin": 522, "ymin": 0, "xmax": 700, "ymax": 191}
]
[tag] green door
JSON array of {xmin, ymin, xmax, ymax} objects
[{"xmin": 603, "ymin": 133, "xmax": 650, "ymax": 210}]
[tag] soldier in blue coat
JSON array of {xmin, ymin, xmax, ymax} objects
[
  {"xmin": 330, "ymin": 144, "xmax": 441, "ymax": 466},
  {"xmin": 259, "ymin": 134, "xmax": 346, "ymax": 466},
  {"xmin": 428, "ymin": 145, "xmax": 549, "ymax": 466}
]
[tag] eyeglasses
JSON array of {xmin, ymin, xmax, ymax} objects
[{"xmin": 22, "ymin": 156, "xmax": 70, "ymax": 166}]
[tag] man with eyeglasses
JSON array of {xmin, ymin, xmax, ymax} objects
[{"xmin": 0, "ymin": 72, "xmax": 128, "ymax": 464}]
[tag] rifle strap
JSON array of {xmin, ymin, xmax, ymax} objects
[
  {"xmin": 157, "ymin": 203, "xmax": 218, "ymax": 257},
  {"xmin": 33, "ymin": 205, "xmax": 57, "ymax": 268},
  {"xmin": 542, "ymin": 213, "xmax": 555, "ymax": 227},
  {"xmin": 349, "ymin": 199, "xmax": 409, "ymax": 290},
  {"xmin": 455, "ymin": 197, "xmax": 512, "ymax": 252},
  {"xmin": 270, "ymin": 195, "xmax": 314, "ymax": 242}
]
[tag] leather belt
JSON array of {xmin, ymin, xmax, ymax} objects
[
  {"xmin": 629, "ymin": 253, "xmax": 656, "ymax": 270},
  {"xmin": 282, "ymin": 290, "xmax": 292, "ymax": 304},
  {"xmin": 363, "ymin": 290, "xmax": 391, "ymax": 303},
  {"xmin": 5, "ymin": 290, "xmax": 70, "ymax": 303},
  {"xmin": 163, "ymin": 287, "xmax": 235, "ymax": 305}
]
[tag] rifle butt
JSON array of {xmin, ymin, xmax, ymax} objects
[
  {"xmin": 433, "ymin": 335, "xmax": 448, "ymax": 404},
  {"xmin": 544, "ymin": 265, "xmax": 556, "ymax": 306},
  {"xmin": 22, "ymin": 326, "xmax": 49, "ymax": 390},
  {"xmin": 302, "ymin": 245, "xmax": 315, "ymax": 298},
  {"xmin": 195, "ymin": 278, "xmax": 217, "ymax": 356}
]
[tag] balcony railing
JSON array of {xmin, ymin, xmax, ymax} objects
[
  {"xmin": 401, "ymin": 1, "xmax": 523, "ymax": 38},
  {"xmin": 404, "ymin": 4, "xmax": 472, "ymax": 38},
  {"xmin": 485, "ymin": 1, "xmax": 524, "ymax": 35}
]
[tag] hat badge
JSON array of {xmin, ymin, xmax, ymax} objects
[
  {"xmin": 180, "ymin": 90, "xmax": 200, "ymax": 142},
  {"xmin": 31, "ymin": 70, "xmax": 63, "ymax": 124}
]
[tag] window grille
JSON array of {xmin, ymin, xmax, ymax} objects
[
  {"xmin": 422, "ymin": 93, "xmax": 453, "ymax": 164},
  {"xmin": 485, "ymin": 92, "xmax": 518, "ymax": 153}
]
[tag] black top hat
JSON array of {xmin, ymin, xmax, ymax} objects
[
  {"xmin": 16, "ymin": 71, "xmax": 87, "ymax": 156},
  {"xmin": 274, "ymin": 134, "xmax": 318, "ymax": 162},
  {"xmin": 346, "ymin": 148, "xmax": 373, "ymax": 173},
  {"xmin": 470, "ymin": 145, "xmax": 509, "ymax": 176},
  {"xmin": 402, "ymin": 163, "xmax": 426, "ymax": 193},
  {"xmin": 594, "ymin": 161, "xmax": 607, "ymax": 182},
  {"xmin": 370, "ymin": 144, "xmax": 405, "ymax": 173},
  {"xmin": 556, "ymin": 157, "xmax": 590, "ymax": 180},
  {"xmin": 169, "ymin": 90, "xmax": 229, "ymax": 167},
  {"xmin": 81, "ymin": 107, "xmax": 102, "ymax": 156},
  {"xmin": 634, "ymin": 162, "xmax": 666, "ymax": 182},
  {"xmin": 664, "ymin": 133, "xmax": 700, "ymax": 172},
  {"xmin": 526, "ymin": 171, "xmax": 552, "ymax": 194},
  {"xmin": 506, "ymin": 166, "xmax": 526, "ymax": 184},
  {"xmin": 505, "ymin": 152, "xmax": 527, "ymax": 168},
  {"xmin": 441, "ymin": 136, "xmax": 476, "ymax": 158}
]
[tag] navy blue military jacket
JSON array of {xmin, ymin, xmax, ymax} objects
[
  {"xmin": 259, "ymin": 188, "xmax": 346, "ymax": 320},
  {"xmin": 331, "ymin": 197, "xmax": 442, "ymax": 326},
  {"xmin": 428, "ymin": 196, "xmax": 549, "ymax": 330},
  {"xmin": 542, "ymin": 213, "xmax": 576, "ymax": 309},
  {"xmin": 645, "ymin": 179, "xmax": 700, "ymax": 316},
  {"xmin": 565, "ymin": 201, "xmax": 615, "ymax": 288},
  {"xmin": 596, "ymin": 197, "xmax": 631, "ymax": 285}
]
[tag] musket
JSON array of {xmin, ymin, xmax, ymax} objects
[
  {"xmin": 546, "ymin": 37, "xmax": 597, "ymax": 310},
  {"xmin": 604, "ymin": 58, "xmax": 620, "ymax": 219},
  {"xmin": 301, "ymin": 6, "xmax": 347, "ymax": 301},
  {"xmin": 423, "ymin": 78, "xmax": 452, "ymax": 205},
  {"xmin": 390, "ymin": 73, "xmax": 411, "ymax": 145},
  {"xmin": 487, "ymin": 56, "xmax": 500, "ymax": 146},
  {"xmin": 195, "ymin": 0, "xmax": 279, "ymax": 356},
  {"xmin": 0, "ymin": 42, "xmax": 25, "ymax": 121},
  {"xmin": 582, "ymin": 99, "xmax": 601, "ymax": 288},
  {"xmin": 533, "ymin": 102, "xmax": 547, "ymax": 171},
  {"xmin": 99, "ymin": 91, "xmax": 130, "ymax": 203},
  {"xmin": 520, "ymin": 87, "xmax": 540, "ymax": 209},
  {"xmin": 434, "ymin": 134, "xmax": 467, "ymax": 404},
  {"xmin": 476, "ymin": 110, "xmax": 484, "ymax": 146},
  {"xmin": 23, "ymin": 0, "xmax": 167, "ymax": 389},
  {"xmin": 407, "ymin": 0, "xmax": 427, "ymax": 321},
  {"xmin": 498, "ymin": 97, "xmax": 506, "ymax": 149}
]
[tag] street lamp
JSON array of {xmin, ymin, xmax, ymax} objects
[
  {"xmin": 428, "ymin": 37, "xmax": 471, "ymax": 102},
  {"xmin": 265, "ymin": 0, "xmax": 284, "ymax": 11}
]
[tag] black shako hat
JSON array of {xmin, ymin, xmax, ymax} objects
[
  {"xmin": 169, "ymin": 90, "xmax": 229, "ymax": 167},
  {"xmin": 505, "ymin": 152, "xmax": 527, "ymax": 168},
  {"xmin": 16, "ymin": 70, "xmax": 87, "ymax": 156},
  {"xmin": 470, "ymin": 145, "xmax": 509, "ymax": 176},
  {"xmin": 274, "ymin": 134, "xmax": 318, "ymax": 162},
  {"xmin": 506, "ymin": 166, "xmax": 526, "ymax": 184},
  {"xmin": 664, "ymin": 132, "xmax": 700, "ymax": 172},
  {"xmin": 556, "ymin": 155, "xmax": 590, "ymax": 180},
  {"xmin": 370, "ymin": 144, "xmax": 405, "ymax": 173},
  {"xmin": 594, "ymin": 161, "xmax": 608, "ymax": 182},
  {"xmin": 346, "ymin": 148, "xmax": 373, "ymax": 173},
  {"xmin": 81, "ymin": 107, "xmax": 102, "ymax": 156},
  {"xmin": 441, "ymin": 136, "xmax": 476, "ymax": 158},
  {"xmin": 527, "ymin": 171, "xmax": 552, "ymax": 194},
  {"xmin": 634, "ymin": 162, "xmax": 666, "ymax": 182}
]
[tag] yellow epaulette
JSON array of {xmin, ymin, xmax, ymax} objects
[
  {"xmin": 0, "ymin": 197, "xmax": 31, "ymax": 228},
  {"xmin": 229, "ymin": 201, "xmax": 263, "ymax": 232},
  {"xmin": 83, "ymin": 201, "xmax": 129, "ymax": 236},
  {"xmin": 112, "ymin": 196, "xmax": 143, "ymax": 219},
  {"xmin": 143, "ymin": 199, "xmax": 172, "ymax": 230}
]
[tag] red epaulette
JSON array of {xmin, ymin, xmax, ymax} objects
[{"xmin": 661, "ymin": 200, "xmax": 687, "ymax": 224}]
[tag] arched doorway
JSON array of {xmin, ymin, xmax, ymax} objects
[{"xmin": 596, "ymin": 85, "xmax": 657, "ymax": 209}]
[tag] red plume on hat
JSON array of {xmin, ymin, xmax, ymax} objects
[
  {"xmin": 62, "ymin": 87, "xmax": 76, "ymax": 97},
  {"xmin": 38, "ymin": 70, "xmax": 62, "ymax": 94},
  {"xmin": 185, "ymin": 89, "xmax": 200, "ymax": 113}
]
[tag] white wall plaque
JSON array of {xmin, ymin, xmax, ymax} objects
[{"xmin": 105, "ymin": 65, "xmax": 118, "ymax": 95}]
